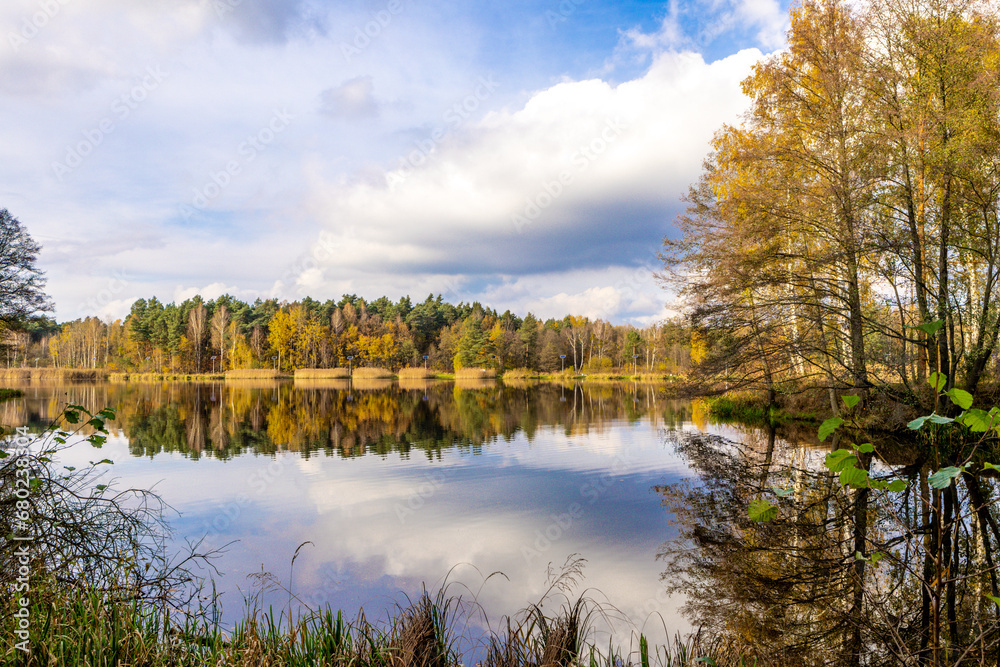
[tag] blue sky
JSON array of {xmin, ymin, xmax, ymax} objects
[{"xmin": 0, "ymin": 0, "xmax": 789, "ymax": 324}]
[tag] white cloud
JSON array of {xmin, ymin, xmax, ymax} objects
[
  {"xmin": 319, "ymin": 76, "xmax": 380, "ymax": 119},
  {"xmin": 296, "ymin": 48, "xmax": 760, "ymax": 313}
]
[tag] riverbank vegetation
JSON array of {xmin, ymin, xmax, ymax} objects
[
  {"xmin": 661, "ymin": 0, "xmax": 1000, "ymax": 418},
  {"xmin": 8, "ymin": 295, "xmax": 696, "ymax": 379},
  {"xmin": 0, "ymin": 412, "xmax": 728, "ymax": 666}
]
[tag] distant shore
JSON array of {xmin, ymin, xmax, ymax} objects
[{"xmin": 0, "ymin": 366, "xmax": 688, "ymax": 385}]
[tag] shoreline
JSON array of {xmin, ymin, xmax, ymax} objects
[{"xmin": 0, "ymin": 367, "xmax": 692, "ymax": 385}]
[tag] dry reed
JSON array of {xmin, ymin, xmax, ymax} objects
[
  {"xmin": 352, "ymin": 366, "xmax": 394, "ymax": 379},
  {"xmin": 454, "ymin": 368, "xmax": 497, "ymax": 379},
  {"xmin": 0, "ymin": 368, "xmax": 104, "ymax": 381},
  {"xmin": 226, "ymin": 368, "xmax": 286, "ymax": 380},
  {"xmin": 500, "ymin": 368, "xmax": 539, "ymax": 380},
  {"xmin": 294, "ymin": 367, "xmax": 350, "ymax": 379},
  {"xmin": 397, "ymin": 367, "xmax": 436, "ymax": 379}
]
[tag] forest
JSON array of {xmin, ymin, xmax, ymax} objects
[
  {"xmin": 5, "ymin": 293, "xmax": 694, "ymax": 375},
  {"xmin": 660, "ymin": 0, "xmax": 1000, "ymax": 412}
]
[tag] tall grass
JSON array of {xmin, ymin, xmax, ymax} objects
[
  {"xmin": 454, "ymin": 368, "xmax": 497, "ymax": 379},
  {"xmin": 228, "ymin": 368, "xmax": 287, "ymax": 380},
  {"xmin": 294, "ymin": 368, "xmax": 350, "ymax": 379},
  {"xmin": 0, "ymin": 368, "xmax": 104, "ymax": 381},
  {"xmin": 501, "ymin": 368, "xmax": 540, "ymax": 380},
  {"xmin": 0, "ymin": 575, "xmax": 735, "ymax": 667},
  {"xmin": 352, "ymin": 367, "xmax": 395, "ymax": 379},
  {"xmin": 397, "ymin": 367, "xmax": 436, "ymax": 379}
]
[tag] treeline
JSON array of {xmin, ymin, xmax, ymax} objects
[
  {"xmin": 13, "ymin": 294, "xmax": 693, "ymax": 374},
  {"xmin": 662, "ymin": 0, "xmax": 1000, "ymax": 407}
]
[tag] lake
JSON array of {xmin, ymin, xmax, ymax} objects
[{"xmin": 0, "ymin": 379, "xmax": 801, "ymax": 659}]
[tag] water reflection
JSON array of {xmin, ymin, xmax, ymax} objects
[
  {"xmin": 0, "ymin": 380, "xmax": 694, "ymax": 656},
  {"xmin": 0, "ymin": 380, "xmax": 693, "ymax": 460},
  {"xmin": 658, "ymin": 422, "xmax": 1000, "ymax": 665}
]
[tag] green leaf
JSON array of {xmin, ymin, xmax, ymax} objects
[
  {"xmin": 928, "ymin": 414, "xmax": 954, "ymax": 425},
  {"xmin": 95, "ymin": 484, "xmax": 107, "ymax": 492},
  {"xmin": 928, "ymin": 372, "xmax": 947, "ymax": 393},
  {"xmin": 960, "ymin": 408, "xmax": 991, "ymax": 432},
  {"xmin": 887, "ymin": 479, "xmax": 907, "ymax": 493},
  {"xmin": 818, "ymin": 417, "xmax": 844, "ymax": 442},
  {"xmin": 695, "ymin": 659, "xmax": 717, "ymax": 667},
  {"xmin": 87, "ymin": 417, "xmax": 105, "ymax": 431},
  {"xmin": 748, "ymin": 499, "xmax": 778, "ymax": 523},
  {"xmin": 988, "ymin": 594, "xmax": 1000, "ymax": 609},
  {"xmin": 912, "ymin": 319, "xmax": 945, "ymax": 336},
  {"xmin": 826, "ymin": 449, "xmax": 858, "ymax": 473},
  {"xmin": 856, "ymin": 443, "xmax": 874, "ymax": 454},
  {"xmin": 98, "ymin": 408, "xmax": 116, "ymax": 420},
  {"xmin": 908, "ymin": 416, "xmax": 929, "ymax": 430},
  {"xmin": 64, "ymin": 410, "xmax": 79, "ymax": 424},
  {"xmin": 771, "ymin": 486, "xmax": 794, "ymax": 498},
  {"xmin": 842, "ymin": 394, "xmax": 860, "ymax": 409},
  {"xmin": 947, "ymin": 388, "xmax": 973, "ymax": 410},
  {"xmin": 983, "ymin": 462, "xmax": 1000, "ymax": 472},
  {"xmin": 856, "ymin": 551, "xmax": 885, "ymax": 566},
  {"xmin": 840, "ymin": 466, "xmax": 870, "ymax": 489},
  {"xmin": 928, "ymin": 467, "xmax": 964, "ymax": 489}
]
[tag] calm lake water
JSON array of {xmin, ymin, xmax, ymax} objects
[{"xmin": 0, "ymin": 379, "xmax": 793, "ymax": 656}]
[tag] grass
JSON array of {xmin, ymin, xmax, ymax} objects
[
  {"xmin": 228, "ymin": 369, "xmax": 290, "ymax": 380},
  {"xmin": 454, "ymin": 368, "xmax": 497, "ymax": 379},
  {"xmin": 0, "ymin": 574, "xmax": 737, "ymax": 667},
  {"xmin": 500, "ymin": 368, "xmax": 541, "ymax": 380},
  {"xmin": 701, "ymin": 392, "xmax": 773, "ymax": 424},
  {"xmin": 397, "ymin": 367, "xmax": 437, "ymax": 379},
  {"xmin": 352, "ymin": 367, "xmax": 395, "ymax": 379},
  {"xmin": 0, "ymin": 368, "xmax": 105, "ymax": 381},
  {"xmin": 294, "ymin": 368, "xmax": 350, "ymax": 379}
]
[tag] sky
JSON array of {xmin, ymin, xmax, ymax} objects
[{"xmin": 0, "ymin": 0, "xmax": 790, "ymax": 325}]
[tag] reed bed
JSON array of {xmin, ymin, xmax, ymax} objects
[
  {"xmin": 227, "ymin": 368, "xmax": 287, "ymax": 380},
  {"xmin": 0, "ymin": 578, "xmax": 735, "ymax": 667},
  {"xmin": 454, "ymin": 367, "xmax": 497, "ymax": 379},
  {"xmin": 294, "ymin": 367, "xmax": 350, "ymax": 379},
  {"xmin": 352, "ymin": 367, "xmax": 395, "ymax": 379},
  {"xmin": 397, "ymin": 367, "xmax": 436, "ymax": 379},
  {"xmin": 0, "ymin": 368, "xmax": 104, "ymax": 381},
  {"xmin": 500, "ymin": 368, "xmax": 540, "ymax": 380}
]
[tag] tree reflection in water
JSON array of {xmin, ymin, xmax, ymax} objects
[{"xmin": 658, "ymin": 422, "xmax": 1000, "ymax": 666}]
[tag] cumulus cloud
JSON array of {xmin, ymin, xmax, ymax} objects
[
  {"xmin": 0, "ymin": 0, "xmax": 780, "ymax": 323},
  {"xmin": 293, "ymin": 48, "xmax": 759, "ymax": 320},
  {"xmin": 621, "ymin": 0, "xmax": 788, "ymax": 55}
]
